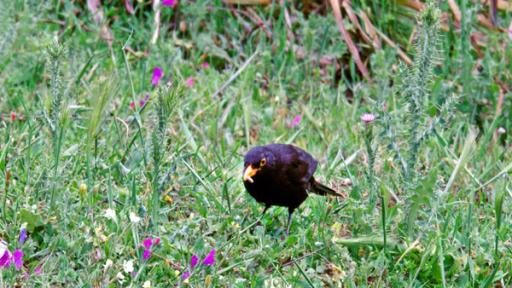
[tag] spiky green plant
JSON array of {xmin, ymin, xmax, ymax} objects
[
  {"xmin": 45, "ymin": 39, "xmax": 66, "ymax": 208},
  {"xmin": 150, "ymin": 82, "xmax": 180, "ymax": 227}
]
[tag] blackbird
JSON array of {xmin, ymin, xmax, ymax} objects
[{"xmin": 242, "ymin": 143, "xmax": 341, "ymax": 234}]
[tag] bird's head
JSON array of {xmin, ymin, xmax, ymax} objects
[{"xmin": 243, "ymin": 146, "xmax": 276, "ymax": 183}]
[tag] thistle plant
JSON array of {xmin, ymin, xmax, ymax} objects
[
  {"xmin": 45, "ymin": 39, "xmax": 66, "ymax": 208},
  {"xmin": 150, "ymin": 81, "xmax": 180, "ymax": 227},
  {"xmin": 377, "ymin": 3, "xmax": 460, "ymax": 237}
]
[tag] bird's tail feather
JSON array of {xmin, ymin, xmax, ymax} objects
[{"xmin": 311, "ymin": 180, "xmax": 341, "ymax": 197}]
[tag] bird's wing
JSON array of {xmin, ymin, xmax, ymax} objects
[{"xmin": 276, "ymin": 144, "xmax": 318, "ymax": 186}]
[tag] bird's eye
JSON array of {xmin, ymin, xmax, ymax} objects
[{"xmin": 260, "ymin": 158, "xmax": 266, "ymax": 167}]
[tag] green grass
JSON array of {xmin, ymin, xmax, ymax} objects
[{"xmin": 1, "ymin": 0, "xmax": 511, "ymax": 287}]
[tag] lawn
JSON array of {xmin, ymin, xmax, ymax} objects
[{"xmin": 0, "ymin": 0, "xmax": 511, "ymax": 287}]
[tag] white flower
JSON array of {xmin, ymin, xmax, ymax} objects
[
  {"xmin": 123, "ymin": 259, "xmax": 134, "ymax": 273},
  {"xmin": 497, "ymin": 127, "xmax": 506, "ymax": 134},
  {"xmin": 129, "ymin": 211, "xmax": 141, "ymax": 223},
  {"xmin": 143, "ymin": 280, "xmax": 151, "ymax": 288},
  {"xmin": 104, "ymin": 259, "xmax": 113, "ymax": 271},
  {"xmin": 104, "ymin": 208, "xmax": 117, "ymax": 222},
  {"xmin": 116, "ymin": 272, "xmax": 125, "ymax": 281},
  {"xmin": 0, "ymin": 240, "xmax": 7, "ymax": 256}
]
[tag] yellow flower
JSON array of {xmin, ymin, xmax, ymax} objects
[
  {"xmin": 79, "ymin": 183, "xmax": 87, "ymax": 195},
  {"xmin": 164, "ymin": 195, "xmax": 173, "ymax": 204}
]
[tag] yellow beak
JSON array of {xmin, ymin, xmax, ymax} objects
[{"xmin": 243, "ymin": 165, "xmax": 259, "ymax": 183}]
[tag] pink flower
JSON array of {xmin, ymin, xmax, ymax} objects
[
  {"xmin": 129, "ymin": 102, "xmax": 135, "ymax": 110},
  {"xmin": 0, "ymin": 249, "xmax": 11, "ymax": 268},
  {"xmin": 181, "ymin": 271, "xmax": 190, "ymax": 280},
  {"xmin": 151, "ymin": 67, "xmax": 163, "ymax": 86},
  {"xmin": 185, "ymin": 77, "xmax": 195, "ymax": 88},
  {"xmin": 361, "ymin": 113, "xmax": 376, "ymax": 123},
  {"xmin": 201, "ymin": 62, "xmax": 209, "ymax": 69},
  {"xmin": 153, "ymin": 237, "xmax": 160, "ymax": 245},
  {"xmin": 13, "ymin": 249, "xmax": 23, "ymax": 271},
  {"xmin": 142, "ymin": 249, "xmax": 151, "ymax": 260},
  {"xmin": 290, "ymin": 115, "xmax": 302, "ymax": 128},
  {"xmin": 202, "ymin": 249, "xmax": 215, "ymax": 266},
  {"xmin": 143, "ymin": 237, "xmax": 153, "ymax": 249},
  {"xmin": 162, "ymin": 0, "xmax": 177, "ymax": 8},
  {"xmin": 190, "ymin": 255, "xmax": 198, "ymax": 268},
  {"xmin": 10, "ymin": 112, "xmax": 16, "ymax": 122},
  {"xmin": 34, "ymin": 263, "xmax": 43, "ymax": 275}
]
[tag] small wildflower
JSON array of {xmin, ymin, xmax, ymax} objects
[
  {"xmin": 123, "ymin": 260, "xmax": 134, "ymax": 273},
  {"xmin": 290, "ymin": 114, "xmax": 302, "ymax": 128},
  {"xmin": 79, "ymin": 183, "xmax": 87, "ymax": 195},
  {"xmin": 153, "ymin": 237, "xmax": 160, "ymax": 245},
  {"xmin": 143, "ymin": 237, "xmax": 153, "ymax": 249},
  {"xmin": 174, "ymin": 270, "xmax": 180, "ymax": 277},
  {"xmin": 361, "ymin": 113, "xmax": 376, "ymax": 124},
  {"xmin": 13, "ymin": 249, "xmax": 23, "ymax": 271},
  {"xmin": 164, "ymin": 195, "xmax": 173, "ymax": 204},
  {"xmin": 0, "ymin": 249, "xmax": 10, "ymax": 268},
  {"xmin": 162, "ymin": 0, "xmax": 177, "ymax": 7},
  {"xmin": 104, "ymin": 208, "xmax": 117, "ymax": 222},
  {"xmin": 10, "ymin": 111, "xmax": 16, "ymax": 122},
  {"xmin": 181, "ymin": 271, "xmax": 191, "ymax": 280},
  {"xmin": 104, "ymin": 259, "xmax": 113, "ymax": 271},
  {"xmin": 201, "ymin": 62, "xmax": 210, "ymax": 69},
  {"xmin": 116, "ymin": 272, "xmax": 125, "ymax": 281},
  {"xmin": 139, "ymin": 94, "xmax": 150, "ymax": 107},
  {"xmin": 19, "ymin": 227, "xmax": 27, "ymax": 245},
  {"xmin": 129, "ymin": 102, "xmax": 135, "ymax": 110},
  {"xmin": 497, "ymin": 127, "xmax": 506, "ymax": 134},
  {"xmin": 202, "ymin": 249, "xmax": 216, "ymax": 266},
  {"xmin": 129, "ymin": 211, "xmax": 141, "ymax": 223},
  {"xmin": 190, "ymin": 255, "xmax": 198, "ymax": 268},
  {"xmin": 143, "ymin": 249, "xmax": 151, "ymax": 260},
  {"xmin": 151, "ymin": 67, "xmax": 163, "ymax": 86},
  {"xmin": 34, "ymin": 263, "xmax": 43, "ymax": 275},
  {"xmin": 143, "ymin": 280, "xmax": 151, "ymax": 288},
  {"xmin": 185, "ymin": 77, "xmax": 195, "ymax": 88}
]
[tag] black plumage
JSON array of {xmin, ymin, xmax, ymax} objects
[{"xmin": 242, "ymin": 143, "xmax": 341, "ymax": 234}]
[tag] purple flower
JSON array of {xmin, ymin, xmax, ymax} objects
[
  {"xmin": 190, "ymin": 255, "xmax": 198, "ymax": 268},
  {"xmin": 162, "ymin": 0, "xmax": 177, "ymax": 7},
  {"xmin": 361, "ymin": 113, "xmax": 376, "ymax": 124},
  {"xmin": 0, "ymin": 249, "xmax": 11, "ymax": 268},
  {"xmin": 13, "ymin": 249, "xmax": 23, "ymax": 271},
  {"xmin": 143, "ymin": 249, "xmax": 151, "ymax": 260},
  {"xmin": 290, "ymin": 115, "xmax": 302, "ymax": 128},
  {"xmin": 143, "ymin": 237, "xmax": 153, "ymax": 249},
  {"xmin": 19, "ymin": 228, "xmax": 27, "ymax": 245},
  {"xmin": 139, "ymin": 94, "xmax": 150, "ymax": 107},
  {"xmin": 151, "ymin": 67, "xmax": 163, "ymax": 86},
  {"xmin": 202, "ymin": 249, "xmax": 216, "ymax": 266},
  {"xmin": 181, "ymin": 271, "xmax": 191, "ymax": 280}
]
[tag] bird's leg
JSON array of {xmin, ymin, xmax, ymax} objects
[{"xmin": 286, "ymin": 209, "xmax": 294, "ymax": 235}]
